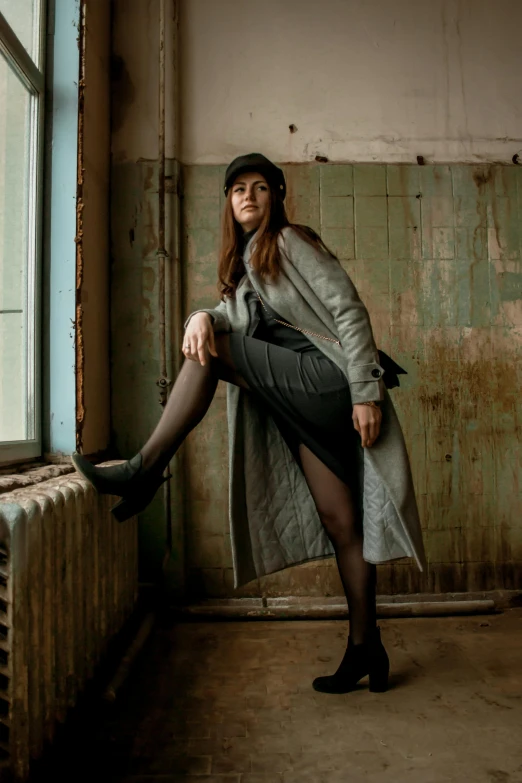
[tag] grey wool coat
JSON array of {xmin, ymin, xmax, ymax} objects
[{"xmin": 185, "ymin": 226, "xmax": 427, "ymax": 588}]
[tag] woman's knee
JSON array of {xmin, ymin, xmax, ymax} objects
[
  {"xmin": 213, "ymin": 334, "xmax": 249, "ymax": 389},
  {"xmin": 319, "ymin": 508, "xmax": 362, "ymax": 548},
  {"xmin": 213, "ymin": 332, "xmax": 231, "ymax": 360}
]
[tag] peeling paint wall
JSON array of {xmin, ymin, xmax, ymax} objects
[
  {"xmin": 111, "ymin": 0, "xmax": 176, "ymax": 163},
  {"xmin": 180, "ymin": 0, "xmax": 522, "ymax": 164},
  {"xmin": 44, "ymin": 0, "xmax": 82, "ymax": 456},
  {"xmin": 110, "ymin": 0, "xmax": 183, "ymax": 586},
  {"xmin": 110, "ymin": 0, "xmax": 522, "ymax": 593},
  {"xmin": 182, "ymin": 162, "xmax": 522, "ymax": 597},
  {"xmin": 111, "ymin": 157, "xmax": 184, "ymax": 584},
  {"xmin": 76, "ymin": 0, "xmax": 111, "ymax": 455}
]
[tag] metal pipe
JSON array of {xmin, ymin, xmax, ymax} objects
[
  {"xmin": 162, "ymin": 1, "xmax": 185, "ymax": 582},
  {"xmin": 156, "ymin": 0, "xmax": 173, "ymax": 566},
  {"xmin": 168, "ymin": 1, "xmax": 185, "ymax": 577},
  {"xmin": 157, "ymin": 0, "xmax": 167, "ymax": 381},
  {"xmin": 170, "ymin": 2, "xmax": 183, "ymax": 381},
  {"xmin": 157, "ymin": 0, "xmax": 168, "ymax": 387},
  {"xmin": 180, "ymin": 598, "xmax": 498, "ymax": 621}
]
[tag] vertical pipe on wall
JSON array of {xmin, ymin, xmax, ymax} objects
[
  {"xmin": 157, "ymin": 0, "xmax": 167, "ymax": 385},
  {"xmin": 170, "ymin": 4, "xmax": 183, "ymax": 377},
  {"xmin": 157, "ymin": 0, "xmax": 173, "ymax": 566},
  {"xmin": 167, "ymin": 0, "xmax": 186, "ymax": 593}
]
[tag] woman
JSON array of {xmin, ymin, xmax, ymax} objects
[{"xmin": 73, "ymin": 152, "xmax": 426, "ymax": 695}]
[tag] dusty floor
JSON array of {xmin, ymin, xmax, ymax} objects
[{"xmin": 44, "ymin": 609, "xmax": 522, "ymax": 783}]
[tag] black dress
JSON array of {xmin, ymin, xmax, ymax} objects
[{"xmin": 228, "ymin": 284, "xmax": 363, "ymax": 491}]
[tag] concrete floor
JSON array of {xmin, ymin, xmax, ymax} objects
[{"xmin": 45, "ymin": 609, "xmax": 522, "ymax": 783}]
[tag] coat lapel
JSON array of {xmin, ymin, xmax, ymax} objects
[{"xmin": 242, "ymin": 234, "xmax": 298, "ymax": 325}]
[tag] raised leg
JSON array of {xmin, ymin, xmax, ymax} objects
[
  {"xmin": 72, "ymin": 334, "xmax": 248, "ymax": 519},
  {"xmin": 140, "ymin": 333, "xmax": 248, "ymax": 474}
]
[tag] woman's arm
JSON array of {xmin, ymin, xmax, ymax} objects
[
  {"xmin": 281, "ymin": 228, "xmax": 384, "ymax": 405},
  {"xmin": 184, "ymin": 299, "xmax": 230, "ymax": 334}
]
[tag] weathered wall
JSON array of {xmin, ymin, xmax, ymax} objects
[
  {"xmin": 111, "ymin": 157, "xmax": 185, "ymax": 586},
  {"xmin": 111, "ymin": 0, "xmax": 176, "ymax": 164},
  {"xmin": 110, "ymin": 0, "xmax": 522, "ymax": 593},
  {"xmin": 43, "ymin": 0, "xmax": 82, "ymax": 456},
  {"xmin": 182, "ymin": 162, "xmax": 522, "ymax": 597},
  {"xmin": 110, "ymin": 0, "xmax": 183, "ymax": 586},
  {"xmin": 180, "ymin": 0, "xmax": 522, "ymax": 164},
  {"xmin": 77, "ymin": 0, "xmax": 111, "ymax": 455}
]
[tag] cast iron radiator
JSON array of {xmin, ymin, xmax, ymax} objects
[{"xmin": 0, "ymin": 470, "xmax": 138, "ymax": 781}]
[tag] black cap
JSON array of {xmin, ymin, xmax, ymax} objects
[{"xmin": 224, "ymin": 153, "xmax": 286, "ymax": 200}]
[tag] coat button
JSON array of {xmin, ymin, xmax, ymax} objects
[{"xmin": 372, "ymin": 368, "xmax": 382, "ymax": 378}]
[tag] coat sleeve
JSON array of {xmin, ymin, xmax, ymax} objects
[
  {"xmin": 184, "ymin": 299, "xmax": 231, "ymax": 334},
  {"xmin": 281, "ymin": 228, "xmax": 384, "ymax": 404}
]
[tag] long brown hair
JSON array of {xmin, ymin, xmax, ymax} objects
[{"xmin": 217, "ymin": 183, "xmax": 335, "ymax": 299}]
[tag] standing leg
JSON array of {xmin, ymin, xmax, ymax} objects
[
  {"xmin": 298, "ymin": 444, "xmax": 389, "ymax": 693},
  {"xmin": 298, "ymin": 444, "xmax": 376, "ymax": 643}
]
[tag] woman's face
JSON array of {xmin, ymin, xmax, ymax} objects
[{"xmin": 230, "ymin": 171, "xmax": 270, "ymax": 233}]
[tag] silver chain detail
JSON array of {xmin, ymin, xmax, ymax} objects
[{"xmin": 255, "ymin": 292, "xmax": 341, "ymax": 346}]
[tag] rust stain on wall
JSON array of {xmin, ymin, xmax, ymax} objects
[
  {"xmin": 472, "ymin": 167, "xmax": 492, "ymax": 189},
  {"xmin": 174, "ymin": 163, "xmax": 522, "ymax": 598}
]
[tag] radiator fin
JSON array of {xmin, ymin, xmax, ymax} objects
[{"xmin": 0, "ymin": 472, "xmax": 138, "ymax": 780}]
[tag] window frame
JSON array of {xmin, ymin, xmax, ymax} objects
[{"xmin": 0, "ymin": 5, "xmax": 46, "ymax": 465}]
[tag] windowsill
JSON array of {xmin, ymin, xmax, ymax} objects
[{"xmin": 0, "ymin": 457, "xmax": 75, "ymax": 494}]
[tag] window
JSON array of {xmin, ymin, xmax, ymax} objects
[{"xmin": 0, "ymin": 2, "xmax": 45, "ymax": 463}]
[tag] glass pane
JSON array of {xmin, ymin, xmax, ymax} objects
[
  {"xmin": 0, "ymin": 0, "xmax": 41, "ymax": 62},
  {"xmin": 0, "ymin": 53, "xmax": 34, "ymax": 442}
]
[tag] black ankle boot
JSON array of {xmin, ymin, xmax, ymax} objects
[
  {"xmin": 71, "ymin": 453, "xmax": 169, "ymax": 523},
  {"xmin": 312, "ymin": 627, "xmax": 389, "ymax": 694}
]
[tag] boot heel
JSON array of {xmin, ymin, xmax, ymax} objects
[
  {"xmin": 110, "ymin": 476, "xmax": 170, "ymax": 523},
  {"xmin": 369, "ymin": 666, "xmax": 389, "ymax": 693}
]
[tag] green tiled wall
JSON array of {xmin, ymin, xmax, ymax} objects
[
  {"xmin": 179, "ymin": 162, "xmax": 522, "ymax": 598},
  {"xmin": 111, "ymin": 160, "xmax": 522, "ymax": 597}
]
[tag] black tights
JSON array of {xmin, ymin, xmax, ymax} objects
[
  {"xmin": 139, "ymin": 334, "xmax": 376, "ymax": 644},
  {"xmin": 298, "ymin": 445, "xmax": 377, "ymax": 644},
  {"xmin": 139, "ymin": 333, "xmax": 248, "ymax": 474}
]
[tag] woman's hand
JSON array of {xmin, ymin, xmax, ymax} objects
[
  {"xmin": 352, "ymin": 404, "xmax": 382, "ymax": 448},
  {"xmin": 183, "ymin": 313, "xmax": 218, "ymax": 366}
]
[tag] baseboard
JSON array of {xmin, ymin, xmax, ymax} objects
[{"xmin": 179, "ymin": 589, "xmax": 522, "ymax": 620}]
